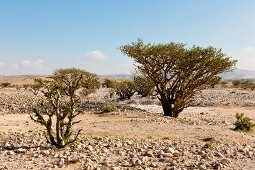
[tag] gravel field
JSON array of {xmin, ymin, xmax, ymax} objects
[{"xmin": 0, "ymin": 84, "xmax": 255, "ymax": 170}]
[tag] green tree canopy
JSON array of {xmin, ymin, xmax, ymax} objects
[
  {"xmin": 120, "ymin": 39, "xmax": 236, "ymax": 117},
  {"xmin": 30, "ymin": 68, "xmax": 100, "ymax": 148}
]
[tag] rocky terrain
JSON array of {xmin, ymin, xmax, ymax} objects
[
  {"xmin": 0, "ymin": 80, "xmax": 255, "ymax": 170},
  {"xmin": 2, "ymin": 87, "xmax": 255, "ymax": 113},
  {"xmin": 0, "ymin": 130, "xmax": 254, "ymax": 170}
]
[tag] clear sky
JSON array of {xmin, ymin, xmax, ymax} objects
[{"xmin": 0, "ymin": 0, "xmax": 255, "ymax": 75}]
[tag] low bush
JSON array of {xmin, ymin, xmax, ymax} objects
[
  {"xmin": 202, "ymin": 142, "xmax": 214, "ymax": 149},
  {"xmin": 133, "ymin": 76, "xmax": 154, "ymax": 97},
  {"xmin": 102, "ymin": 79, "xmax": 116, "ymax": 88},
  {"xmin": 232, "ymin": 80, "xmax": 241, "ymax": 87},
  {"xmin": 234, "ymin": 112, "xmax": 255, "ymax": 132},
  {"xmin": 240, "ymin": 81, "xmax": 255, "ymax": 91},
  {"xmin": 220, "ymin": 81, "xmax": 228, "ymax": 87},
  {"xmin": 102, "ymin": 104, "xmax": 118, "ymax": 112},
  {"xmin": 113, "ymin": 80, "xmax": 136, "ymax": 100},
  {"xmin": 231, "ymin": 80, "xmax": 255, "ymax": 91},
  {"xmin": 0, "ymin": 82, "xmax": 11, "ymax": 88},
  {"xmin": 23, "ymin": 84, "xmax": 31, "ymax": 90},
  {"xmin": 210, "ymin": 76, "xmax": 221, "ymax": 88}
]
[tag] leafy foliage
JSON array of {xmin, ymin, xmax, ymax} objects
[
  {"xmin": 53, "ymin": 68, "xmax": 100, "ymax": 96},
  {"xmin": 31, "ymin": 78, "xmax": 45, "ymax": 95},
  {"xmin": 120, "ymin": 39, "xmax": 236, "ymax": 117},
  {"xmin": 0, "ymin": 82, "xmax": 11, "ymax": 88},
  {"xmin": 234, "ymin": 113, "xmax": 255, "ymax": 132},
  {"xmin": 232, "ymin": 80, "xmax": 241, "ymax": 87},
  {"xmin": 133, "ymin": 75, "xmax": 155, "ymax": 97},
  {"xmin": 102, "ymin": 79, "xmax": 116, "ymax": 88},
  {"xmin": 240, "ymin": 81, "xmax": 255, "ymax": 91},
  {"xmin": 202, "ymin": 142, "xmax": 214, "ymax": 149},
  {"xmin": 30, "ymin": 68, "xmax": 100, "ymax": 148},
  {"xmin": 210, "ymin": 76, "xmax": 221, "ymax": 88},
  {"xmin": 232, "ymin": 80, "xmax": 255, "ymax": 91},
  {"xmin": 113, "ymin": 80, "xmax": 136, "ymax": 100},
  {"xmin": 23, "ymin": 84, "xmax": 31, "ymax": 90},
  {"xmin": 102, "ymin": 104, "xmax": 118, "ymax": 112}
]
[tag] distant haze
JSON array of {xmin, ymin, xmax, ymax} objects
[
  {"xmin": 221, "ymin": 69, "xmax": 255, "ymax": 79},
  {"xmin": 98, "ymin": 69, "xmax": 255, "ymax": 80}
]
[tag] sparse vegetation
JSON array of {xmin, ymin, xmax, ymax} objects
[
  {"xmin": 220, "ymin": 81, "xmax": 229, "ymax": 87},
  {"xmin": 210, "ymin": 76, "xmax": 221, "ymax": 88},
  {"xmin": 232, "ymin": 80, "xmax": 255, "ymax": 91},
  {"xmin": 30, "ymin": 68, "xmax": 100, "ymax": 148},
  {"xmin": 203, "ymin": 142, "xmax": 214, "ymax": 149},
  {"xmin": 102, "ymin": 79, "xmax": 116, "ymax": 88},
  {"xmin": 30, "ymin": 78, "xmax": 45, "ymax": 95},
  {"xmin": 23, "ymin": 84, "xmax": 31, "ymax": 90},
  {"xmin": 232, "ymin": 80, "xmax": 241, "ymax": 87},
  {"xmin": 234, "ymin": 112, "xmax": 255, "ymax": 132},
  {"xmin": 133, "ymin": 75, "xmax": 154, "ymax": 97},
  {"xmin": 240, "ymin": 81, "xmax": 255, "ymax": 91},
  {"xmin": 102, "ymin": 104, "xmax": 118, "ymax": 112},
  {"xmin": 112, "ymin": 80, "xmax": 136, "ymax": 100},
  {"xmin": 1, "ymin": 75, "xmax": 255, "ymax": 169},
  {"xmin": 120, "ymin": 39, "xmax": 236, "ymax": 117},
  {"xmin": 0, "ymin": 82, "xmax": 11, "ymax": 88}
]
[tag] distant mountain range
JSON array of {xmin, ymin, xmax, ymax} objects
[
  {"xmin": 98, "ymin": 74, "xmax": 132, "ymax": 79},
  {"xmin": 220, "ymin": 69, "xmax": 255, "ymax": 79},
  {"xmin": 99, "ymin": 69, "xmax": 255, "ymax": 80},
  {"xmin": 1, "ymin": 69, "xmax": 254, "ymax": 80}
]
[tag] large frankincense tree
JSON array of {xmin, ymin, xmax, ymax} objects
[
  {"xmin": 30, "ymin": 68, "xmax": 100, "ymax": 148},
  {"xmin": 120, "ymin": 39, "xmax": 236, "ymax": 117}
]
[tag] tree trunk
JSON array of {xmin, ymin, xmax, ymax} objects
[
  {"xmin": 46, "ymin": 126, "xmax": 57, "ymax": 146},
  {"xmin": 161, "ymin": 99, "xmax": 179, "ymax": 118},
  {"xmin": 161, "ymin": 99, "xmax": 172, "ymax": 117},
  {"xmin": 56, "ymin": 117, "xmax": 65, "ymax": 147}
]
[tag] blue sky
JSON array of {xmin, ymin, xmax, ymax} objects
[{"xmin": 0, "ymin": 0, "xmax": 255, "ymax": 75}]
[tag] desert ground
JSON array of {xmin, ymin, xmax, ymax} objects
[{"xmin": 0, "ymin": 76, "xmax": 254, "ymax": 170}]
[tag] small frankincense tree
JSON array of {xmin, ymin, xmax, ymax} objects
[
  {"xmin": 30, "ymin": 68, "xmax": 100, "ymax": 148},
  {"xmin": 133, "ymin": 75, "xmax": 154, "ymax": 97},
  {"xmin": 113, "ymin": 80, "xmax": 136, "ymax": 100},
  {"xmin": 120, "ymin": 39, "xmax": 236, "ymax": 117}
]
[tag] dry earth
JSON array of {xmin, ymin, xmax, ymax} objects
[{"xmin": 0, "ymin": 77, "xmax": 254, "ymax": 170}]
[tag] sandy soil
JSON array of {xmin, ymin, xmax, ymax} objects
[{"xmin": 1, "ymin": 106, "xmax": 254, "ymax": 145}]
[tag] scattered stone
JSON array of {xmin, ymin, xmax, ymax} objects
[
  {"xmin": 85, "ymin": 145, "xmax": 94, "ymax": 151},
  {"xmin": 221, "ymin": 158, "xmax": 231, "ymax": 165},
  {"xmin": 162, "ymin": 153, "xmax": 173, "ymax": 158},
  {"xmin": 40, "ymin": 150, "xmax": 50, "ymax": 156},
  {"xmin": 16, "ymin": 148, "xmax": 27, "ymax": 153},
  {"xmin": 164, "ymin": 147, "xmax": 175, "ymax": 154},
  {"xmin": 0, "ymin": 87, "xmax": 254, "ymax": 169},
  {"xmin": 57, "ymin": 158, "xmax": 65, "ymax": 168},
  {"xmin": 135, "ymin": 159, "xmax": 142, "ymax": 166},
  {"xmin": 111, "ymin": 167, "xmax": 120, "ymax": 170},
  {"xmin": 4, "ymin": 142, "xmax": 14, "ymax": 150},
  {"xmin": 145, "ymin": 151, "xmax": 154, "ymax": 157},
  {"xmin": 215, "ymin": 152, "xmax": 224, "ymax": 158},
  {"xmin": 198, "ymin": 164, "xmax": 207, "ymax": 170},
  {"xmin": 6, "ymin": 150, "xmax": 15, "ymax": 155}
]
